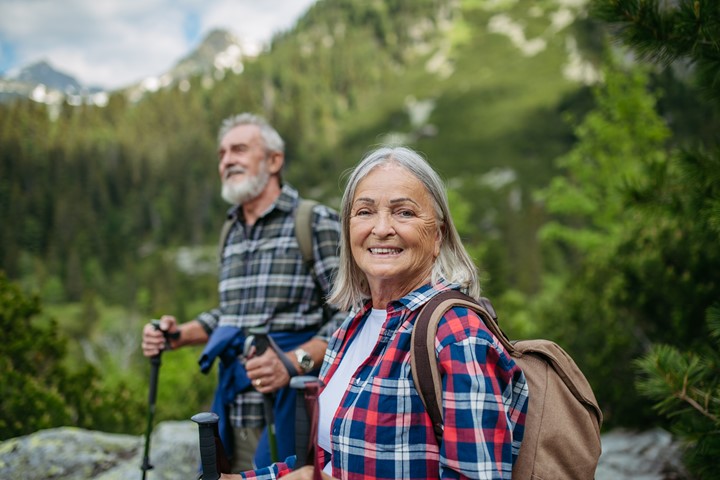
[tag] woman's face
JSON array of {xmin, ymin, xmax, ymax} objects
[{"xmin": 349, "ymin": 163, "xmax": 441, "ymax": 305}]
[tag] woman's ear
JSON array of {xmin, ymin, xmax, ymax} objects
[{"xmin": 433, "ymin": 224, "xmax": 443, "ymax": 258}]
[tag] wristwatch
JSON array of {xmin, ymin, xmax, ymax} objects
[{"xmin": 294, "ymin": 348, "xmax": 315, "ymax": 373}]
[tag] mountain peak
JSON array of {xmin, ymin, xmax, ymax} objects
[
  {"xmin": 14, "ymin": 60, "xmax": 82, "ymax": 92},
  {"xmin": 170, "ymin": 28, "xmax": 246, "ymax": 79}
]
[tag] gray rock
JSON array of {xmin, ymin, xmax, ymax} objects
[
  {"xmin": 596, "ymin": 428, "xmax": 689, "ymax": 480},
  {"xmin": 1, "ymin": 423, "xmax": 690, "ymax": 479},
  {"xmin": 0, "ymin": 421, "xmax": 200, "ymax": 479}
]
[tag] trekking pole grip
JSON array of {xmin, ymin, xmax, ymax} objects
[{"xmin": 192, "ymin": 412, "xmax": 220, "ymax": 480}]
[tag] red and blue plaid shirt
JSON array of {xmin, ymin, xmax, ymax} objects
[{"xmin": 242, "ymin": 281, "xmax": 528, "ymax": 479}]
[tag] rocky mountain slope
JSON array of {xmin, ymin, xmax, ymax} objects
[{"xmin": 0, "ymin": 28, "xmax": 247, "ymax": 106}]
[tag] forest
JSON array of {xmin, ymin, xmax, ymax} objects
[{"xmin": 1, "ymin": 0, "xmax": 719, "ymax": 477}]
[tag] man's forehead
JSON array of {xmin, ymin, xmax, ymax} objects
[{"xmin": 221, "ymin": 124, "xmax": 262, "ymax": 145}]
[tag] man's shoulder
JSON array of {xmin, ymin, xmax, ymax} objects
[{"xmin": 307, "ymin": 201, "xmax": 339, "ymax": 221}]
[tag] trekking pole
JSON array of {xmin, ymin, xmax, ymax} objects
[
  {"xmin": 246, "ymin": 327, "xmax": 279, "ymax": 463},
  {"xmin": 140, "ymin": 320, "xmax": 169, "ymax": 480},
  {"xmin": 192, "ymin": 412, "xmax": 220, "ymax": 480},
  {"xmin": 289, "ymin": 376, "xmax": 323, "ymax": 468}
]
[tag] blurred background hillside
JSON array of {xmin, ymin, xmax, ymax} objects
[{"xmin": 2, "ymin": 0, "xmax": 719, "ymax": 477}]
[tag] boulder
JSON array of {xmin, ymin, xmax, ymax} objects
[
  {"xmin": 0, "ymin": 421, "xmax": 199, "ymax": 479},
  {"xmin": 595, "ymin": 428, "xmax": 689, "ymax": 480}
]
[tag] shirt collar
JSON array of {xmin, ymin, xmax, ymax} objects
[{"xmin": 386, "ymin": 277, "xmax": 459, "ymax": 315}]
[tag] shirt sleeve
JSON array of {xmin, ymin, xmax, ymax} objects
[
  {"xmin": 435, "ymin": 306, "xmax": 528, "ymax": 479},
  {"xmin": 196, "ymin": 308, "xmax": 221, "ymax": 334},
  {"xmin": 238, "ymin": 456, "xmax": 295, "ymax": 479},
  {"xmin": 310, "ymin": 204, "xmax": 348, "ymax": 341}
]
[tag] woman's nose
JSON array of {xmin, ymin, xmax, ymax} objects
[{"xmin": 372, "ymin": 212, "xmax": 395, "ymax": 237}]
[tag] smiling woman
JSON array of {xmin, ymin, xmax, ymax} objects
[
  {"xmin": 348, "ymin": 162, "xmax": 442, "ymax": 308},
  {"xmin": 222, "ymin": 146, "xmax": 529, "ymax": 480}
]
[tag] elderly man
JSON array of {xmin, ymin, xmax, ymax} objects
[{"xmin": 141, "ymin": 113, "xmax": 344, "ymax": 472}]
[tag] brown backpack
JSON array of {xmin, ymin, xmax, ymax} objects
[{"xmin": 410, "ymin": 290, "xmax": 603, "ymax": 479}]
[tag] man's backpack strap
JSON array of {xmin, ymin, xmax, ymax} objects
[
  {"xmin": 218, "ymin": 216, "xmax": 235, "ymax": 263},
  {"xmin": 294, "ymin": 199, "xmax": 318, "ymax": 267},
  {"xmin": 410, "ymin": 289, "xmax": 503, "ymax": 444},
  {"xmin": 217, "ymin": 198, "xmax": 318, "ymax": 266}
]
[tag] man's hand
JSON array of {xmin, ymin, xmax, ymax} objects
[
  {"xmin": 245, "ymin": 347, "xmax": 292, "ymax": 394},
  {"xmin": 141, "ymin": 315, "xmax": 178, "ymax": 357}
]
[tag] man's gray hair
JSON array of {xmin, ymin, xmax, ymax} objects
[
  {"xmin": 217, "ymin": 113, "xmax": 285, "ymax": 153},
  {"xmin": 328, "ymin": 146, "xmax": 481, "ymax": 311}
]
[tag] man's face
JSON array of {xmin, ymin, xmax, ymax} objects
[{"xmin": 217, "ymin": 124, "xmax": 271, "ymax": 205}]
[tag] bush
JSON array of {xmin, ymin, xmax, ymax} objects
[{"xmin": 0, "ymin": 271, "xmax": 145, "ymax": 440}]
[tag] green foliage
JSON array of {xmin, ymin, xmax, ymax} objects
[
  {"xmin": 635, "ymin": 306, "xmax": 720, "ymax": 479},
  {"xmin": 147, "ymin": 346, "xmax": 217, "ymax": 423},
  {"xmin": 537, "ymin": 59, "xmax": 670, "ymax": 254},
  {"xmin": 528, "ymin": 49, "xmax": 720, "ymax": 432},
  {"xmin": 591, "ymin": 0, "xmax": 720, "ymax": 100},
  {"xmin": 0, "ymin": 272, "xmax": 145, "ymax": 440}
]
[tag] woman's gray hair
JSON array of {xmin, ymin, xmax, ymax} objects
[
  {"xmin": 328, "ymin": 146, "xmax": 480, "ymax": 311},
  {"xmin": 217, "ymin": 113, "xmax": 285, "ymax": 154}
]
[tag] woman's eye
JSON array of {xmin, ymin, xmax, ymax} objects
[{"xmin": 397, "ymin": 210, "xmax": 415, "ymax": 218}]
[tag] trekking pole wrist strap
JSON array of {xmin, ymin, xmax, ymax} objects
[{"xmin": 265, "ymin": 335, "xmax": 300, "ymax": 378}]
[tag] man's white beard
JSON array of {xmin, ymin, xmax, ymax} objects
[{"xmin": 221, "ymin": 163, "xmax": 271, "ymax": 205}]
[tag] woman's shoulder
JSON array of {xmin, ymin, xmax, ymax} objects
[{"xmin": 433, "ymin": 303, "xmax": 498, "ymax": 349}]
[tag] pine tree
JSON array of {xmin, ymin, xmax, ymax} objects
[
  {"xmin": 591, "ymin": 0, "xmax": 720, "ymax": 101},
  {"xmin": 591, "ymin": 1, "xmax": 720, "ymax": 476},
  {"xmin": 635, "ymin": 306, "xmax": 720, "ymax": 479}
]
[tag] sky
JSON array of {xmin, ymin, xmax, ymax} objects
[{"xmin": 0, "ymin": 0, "xmax": 318, "ymax": 90}]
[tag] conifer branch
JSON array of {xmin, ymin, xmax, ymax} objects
[{"xmin": 674, "ymin": 374, "xmax": 718, "ymax": 422}]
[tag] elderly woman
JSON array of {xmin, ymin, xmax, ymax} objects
[{"xmin": 227, "ymin": 146, "xmax": 528, "ymax": 479}]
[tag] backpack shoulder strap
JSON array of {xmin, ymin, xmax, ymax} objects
[
  {"xmin": 410, "ymin": 290, "xmax": 508, "ymax": 445},
  {"xmin": 295, "ymin": 198, "xmax": 318, "ymax": 266},
  {"xmin": 217, "ymin": 199, "xmax": 318, "ymax": 265},
  {"xmin": 218, "ymin": 216, "xmax": 235, "ymax": 263}
]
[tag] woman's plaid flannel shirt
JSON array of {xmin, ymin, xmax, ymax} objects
[{"xmin": 241, "ymin": 281, "xmax": 528, "ymax": 479}]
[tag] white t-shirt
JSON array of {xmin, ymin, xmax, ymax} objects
[{"xmin": 317, "ymin": 308, "xmax": 386, "ymax": 473}]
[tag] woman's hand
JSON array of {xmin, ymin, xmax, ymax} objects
[{"xmin": 218, "ymin": 466, "xmax": 330, "ymax": 479}]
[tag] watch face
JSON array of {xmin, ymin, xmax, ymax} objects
[{"xmin": 296, "ymin": 349, "xmax": 314, "ymax": 372}]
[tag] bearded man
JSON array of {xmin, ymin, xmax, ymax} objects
[{"xmin": 141, "ymin": 113, "xmax": 344, "ymax": 473}]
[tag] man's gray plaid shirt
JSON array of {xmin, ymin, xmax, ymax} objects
[{"xmin": 196, "ymin": 183, "xmax": 344, "ymax": 428}]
